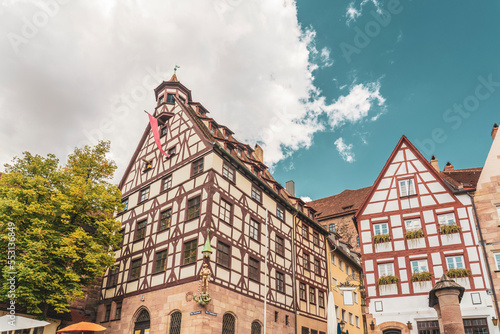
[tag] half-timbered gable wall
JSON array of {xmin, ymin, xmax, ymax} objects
[{"xmin": 356, "ymin": 136, "xmax": 496, "ymax": 333}]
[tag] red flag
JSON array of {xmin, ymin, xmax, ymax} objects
[{"xmin": 147, "ymin": 112, "xmax": 170, "ymax": 158}]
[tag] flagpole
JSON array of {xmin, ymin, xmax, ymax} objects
[{"xmin": 264, "ymin": 209, "xmax": 268, "ymax": 334}]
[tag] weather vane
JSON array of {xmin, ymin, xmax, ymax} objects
[{"xmin": 174, "ymin": 65, "xmax": 180, "ymax": 74}]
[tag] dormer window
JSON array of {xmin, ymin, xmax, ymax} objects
[
  {"xmin": 158, "ymin": 95, "xmax": 164, "ymax": 104},
  {"xmin": 168, "ymin": 146, "xmax": 176, "ymax": 156},
  {"xmin": 238, "ymin": 148, "xmax": 243, "ymax": 157},
  {"xmin": 399, "ymin": 178, "xmax": 416, "ymax": 197},
  {"xmin": 210, "ymin": 125, "xmax": 216, "ymax": 135},
  {"xmin": 224, "ymin": 131, "xmax": 230, "ymax": 140},
  {"xmin": 166, "ymin": 94, "xmax": 175, "ymax": 104}
]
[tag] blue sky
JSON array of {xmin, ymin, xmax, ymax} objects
[
  {"xmin": 273, "ymin": 0, "xmax": 500, "ymax": 200},
  {"xmin": 0, "ymin": 0, "xmax": 498, "ymax": 202}
]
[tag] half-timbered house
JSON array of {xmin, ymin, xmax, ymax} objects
[
  {"xmin": 355, "ymin": 136, "xmax": 497, "ymax": 334},
  {"xmin": 96, "ymin": 74, "xmax": 329, "ymax": 334}
]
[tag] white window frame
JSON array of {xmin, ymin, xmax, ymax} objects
[
  {"xmin": 222, "ymin": 163, "xmax": 235, "ymax": 181},
  {"xmin": 399, "ymin": 178, "xmax": 416, "ymax": 197},
  {"xmin": 405, "ymin": 218, "xmax": 422, "ymax": 231},
  {"xmin": 411, "ymin": 259, "xmax": 428, "ymax": 273},
  {"xmin": 438, "ymin": 212, "xmax": 456, "ymax": 226},
  {"xmin": 374, "ymin": 223, "xmax": 388, "ymax": 236},
  {"xmin": 494, "ymin": 253, "xmax": 500, "ymax": 270},
  {"xmin": 446, "ymin": 255, "xmax": 464, "ymax": 270},
  {"xmin": 378, "ymin": 262, "xmax": 394, "ymax": 277},
  {"xmin": 355, "ymin": 315, "xmax": 360, "ymax": 328}
]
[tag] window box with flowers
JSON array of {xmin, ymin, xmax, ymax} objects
[
  {"xmin": 411, "ymin": 271, "xmax": 432, "ymax": 282},
  {"xmin": 405, "ymin": 229, "xmax": 424, "ymax": 240},
  {"xmin": 446, "ymin": 268, "xmax": 471, "ymax": 278},
  {"xmin": 440, "ymin": 224, "xmax": 461, "ymax": 235},
  {"xmin": 377, "ymin": 275, "xmax": 399, "ymax": 295},
  {"xmin": 377, "ymin": 275, "xmax": 399, "ymax": 287},
  {"xmin": 373, "ymin": 234, "xmax": 391, "ymax": 244}
]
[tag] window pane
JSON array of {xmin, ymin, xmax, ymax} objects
[
  {"xmin": 183, "ymin": 240, "xmax": 197, "ymax": 265},
  {"xmin": 249, "ymin": 258, "xmax": 259, "ymax": 281},
  {"xmin": 217, "ymin": 242, "xmax": 230, "ymax": 267},
  {"xmin": 187, "ymin": 196, "xmax": 201, "ymax": 219},
  {"xmin": 160, "ymin": 210, "xmax": 171, "ymax": 231},
  {"xmin": 220, "ymin": 199, "xmax": 232, "ymax": 223}
]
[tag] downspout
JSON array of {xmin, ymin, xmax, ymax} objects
[
  {"xmin": 264, "ymin": 209, "xmax": 268, "ymax": 334},
  {"xmin": 292, "ymin": 212, "xmax": 298, "ymax": 334},
  {"xmin": 470, "ymin": 193, "xmax": 500, "ymax": 320}
]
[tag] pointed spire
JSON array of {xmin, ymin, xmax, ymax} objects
[
  {"xmin": 169, "ymin": 74, "xmax": 179, "ymax": 82},
  {"xmin": 202, "ymin": 229, "xmax": 212, "ymax": 258}
]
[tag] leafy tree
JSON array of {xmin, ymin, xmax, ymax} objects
[{"xmin": 0, "ymin": 141, "xmax": 122, "ymax": 316}]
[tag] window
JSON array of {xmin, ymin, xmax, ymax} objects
[
  {"xmin": 168, "ymin": 146, "xmax": 176, "ymax": 156},
  {"xmin": 331, "ymin": 254, "xmax": 335, "ymax": 265},
  {"xmin": 495, "ymin": 253, "xmax": 500, "ymax": 270},
  {"xmin": 355, "ymin": 316, "xmax": 360, "ymax": 328},
  {"xmin": 302, "ymin": 225, "xmax": 308, "ymax": 239},
  {"xmin": 438, "ymin": 212, "xmax": 456, "ymax": 225},
  {"xmin": 136, "ymin": 220, "xmax": 147, "ymax": 240},
  {"xmin": 222, "ymin": 163, "xmax": 235, "ymax": 182},
  {"xmin": 122, "ymin": 198, "xmax": 129, "ymax": 211},
  {"xmin": 314, "ymin": 259, "xmax": 321, "ymax": 275},
  {"xmin": 318, "ymin": 290, "xmax": 325, "ymax": 308},
  {"xmin": 463, "ymin": 318, "xmax": 489, "ymax": 333},
  {"xmin": 187, "ymin": 196, "xmax": 201, "ymax": 220},
  {"xmin": 299, "ymin": 282, "xmax": 306, "ymax": 300},
  {"xmin": 115, "ymin": 302, "xmax": 122, "ymax": 320},
  {"xmin": 346, "ymin": 265, "xmax": 350, "ymax": 275},
  {"xmin": 303, "ymin": 253, "xmax": 310, "ymax": 270},
  {"xmin": 339, "ymin": 259, "xmax": 343, "ymax": 272},
  {"xmin": 104, "ymin": 304, "xmax": 111, "ymax": 322},
  {"xmin": 166, "ymin": 94, "xmax": 175, "ymax": 103},
  {"xmin": 160, "ymin": 126, "xmax": 167, "ymax": 137},
  {"xmin": 159, "ymin": 210, "xmax": 171, "ymax": 231},
  {"xmin": 378, "ymin": 262, "xmax": 394, "ymax": 277},
  {"xmin": 107, "ymin": 267, "xmax": 119, "ymax": 287},
  {"xmin": 276, "ymin": 271, "xmax": 285, "ymax": 293},
  {"xmin": 411, "ymin": 259, "xmax": 428, "ymax": 273},
  {"xmin": 374, "ymin": 222, "xmax": 388, "ymax": 235},
  {"xmin": 276, "ymin": 206, "xmax": 285, "ymax": 220},
  {"xmin": 309, "ymin": 287, "xmax": 316, "ymax": 304},
  {"xmin": 349, "ymin": 312, "xmax": 353, "ymax": 325},
  {"xmin": 250, "ymin": 219, "xmax": 260, "ymax": 241},
  {"xmin": 341, "ymin": 309, "xmax": 346, "ymax": 322},
  {"xmin": 356, "ymin": 236, "xmax": 360, "ymax": 246},
  {"xmin": 162, "ymin": 175, "xmax": 172, "ymax": 191},
  {"xmin": 276, "ymin": 236, "xmax": 284, "ymax": 257},
  {"xmin": 219, "ymin": 199, "xmax": 232, "ymax": 223},
  {"xmin": 332, "ymin": 277, "xmax": 338, "ymax": 291},
  {"xmin": 155, "ymin": 250, "xmax": 167, "ymax": 273},
  {"xmin": 251, "ymin": 186, "xmax": 262, "ymax": 202},
  {"xmin": 169, "ymin": 311, "xmax": 182, "ymax": 334},
  {"xmin": 329, "ymin": 224, "xmax": 335, "ymax": 232},
  {"xmin": 249, "ymin": 258, "xmax": 259, "ymax": 281},
  {"xmin": 183, "ymin": 239, "xmax": 197, "ymax": 265},
  {"xmin": 405, "ymin": 218, "xmax": 422, "ymax": 231},
  {"xmin": 192, "ymin": 158, "xmax": 204, "ymax": 176},
  {"xmin": 217, "ymin": 242, "xmax": 230, "ymax": 268},
  {"xmin": 313, "ymin": 232, "xmax": 319, "ymax": 246},
  {"xmin": 446, "ymin": 255, "xmax": 464, "ymax": 269},
  {"xmin": 158, "ymin": 95, "xmax": 164, "ymax": 104},
  {"xmin": 222, "ymin": 313, "xmax": 235, "ymax": 334},
  {"xmin": 399, "ymin": 178, "xmax": 416, "ymax": 196},
  {"xmin": 301, "ymin": 327, "xmax": 308, "ymax": 334},
  {"xmin": 139, "ymin": 188, "xmax": 150, "ymax": 202},
  {"xmin": 353, "ymin": 291, "xmax": 358, "ymax": 303},
  {"xmin": 285, "ymin": 315, "xmax": 289, "ymax": 326},
  {"xmin": 417, "ymin": 320, "xmax": 439, "ymax": 334},
  {"xmin": 129, "ymin": 258, "xmax": 141, "ymax": 280},
  {"xmin": 335, "ymin": 306, "xmax": 339, "ymax": 319},
  {"xmin": 251, "ymin": 322, "xmax": 262, "ymax": 334}
]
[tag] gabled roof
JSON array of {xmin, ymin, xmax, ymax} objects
[
  {"xmin": 440, "ymin": 168, "xmax": 482, "ymax": 191},
  {"xmin": 308, "ymin": 187, "xmax": 372, "ymax": 220}
]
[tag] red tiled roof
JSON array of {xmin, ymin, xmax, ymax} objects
[
  {"xmin": 308, "ymin": 186, "xmax": 372, "ymax": 220},
  {"xmin": 439, "ymin": 167, "xmax": 482, "ymax": 191}
]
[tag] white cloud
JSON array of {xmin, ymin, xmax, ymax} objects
[
  {"xmin": 346, "ymin": 0, "xmax": 382, "ymax": 24},
  {"xmin": 0, "ymin": 0, "xmax": 386, "ymax": 181},
  {"xmin": 301, "ymin": 196, "xmax": 312, "ymax": 203},
  {"xmin": 334, "ymin": 137, "xmax": 355, "ymax": 163}
]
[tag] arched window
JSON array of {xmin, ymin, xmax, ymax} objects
[
  {"xmin": 222, "ymin": 313, "xmax": 235, "ymax": 334},
  {"xmin": 383, "ymin": 330, "xmax": 401, "ymax": 334},
  {"xmin": 251, "ymin": 321, "xmax": 262, "ymax": 334},
  {"xmin": 169, "ymin": 311, "xmax": 182, "ymax": 334},
  {"xmin": 134, "ymin": 309, "xmax": 150, "ymax": 334}
]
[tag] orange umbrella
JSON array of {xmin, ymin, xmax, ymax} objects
[{"xmin": 57, "ymin": 322, "xmax": 106, "ymax": 333}]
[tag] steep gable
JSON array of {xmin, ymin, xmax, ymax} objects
[{"xmin": 357, "ymin": 136, "xmax": 462, "ymax": 218}]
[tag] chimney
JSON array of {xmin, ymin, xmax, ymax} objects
[
  {"xmin": 444, "ymin": 161, "xmax": 454, "ymax": 172},
  {"xmin": 430, "ymin": 155, "xmax": 439, "ymax": 171},
  {"xmin": 254, "ymin": 144, "xmax": 264, "ymax": 163},
  {"xmin": 492, "ymin": 123, "xmax": 499, "ymax": 140},
  {"xmin": 285, "ymin": 180, "xmax": 295, "ymax": 197}
]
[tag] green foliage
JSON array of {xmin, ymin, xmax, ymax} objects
[
  {"xmin": 372, "ymin": 234, "xmax": 391, "ymax": 244},
  {"xmin": 376, "ymin": 275, "xmax": 399, "ymax": 287},
  {"xmin": 0, "ymin": 141, "xmax": 123, "ymax": 316},
  {"xmin": 411, "ymin": 271, "xmax": 432, "ymax": 282},
  {"xmin": 446, "ymin": 268, "xmax": 471, "ymax": 278},
  {"xmin": 440, "ymin": 224, "xmax": 461, "ymax": 235},
  {"xmin": 405, "ymin": 229, "xmax": 424, "ymax": 240}
]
